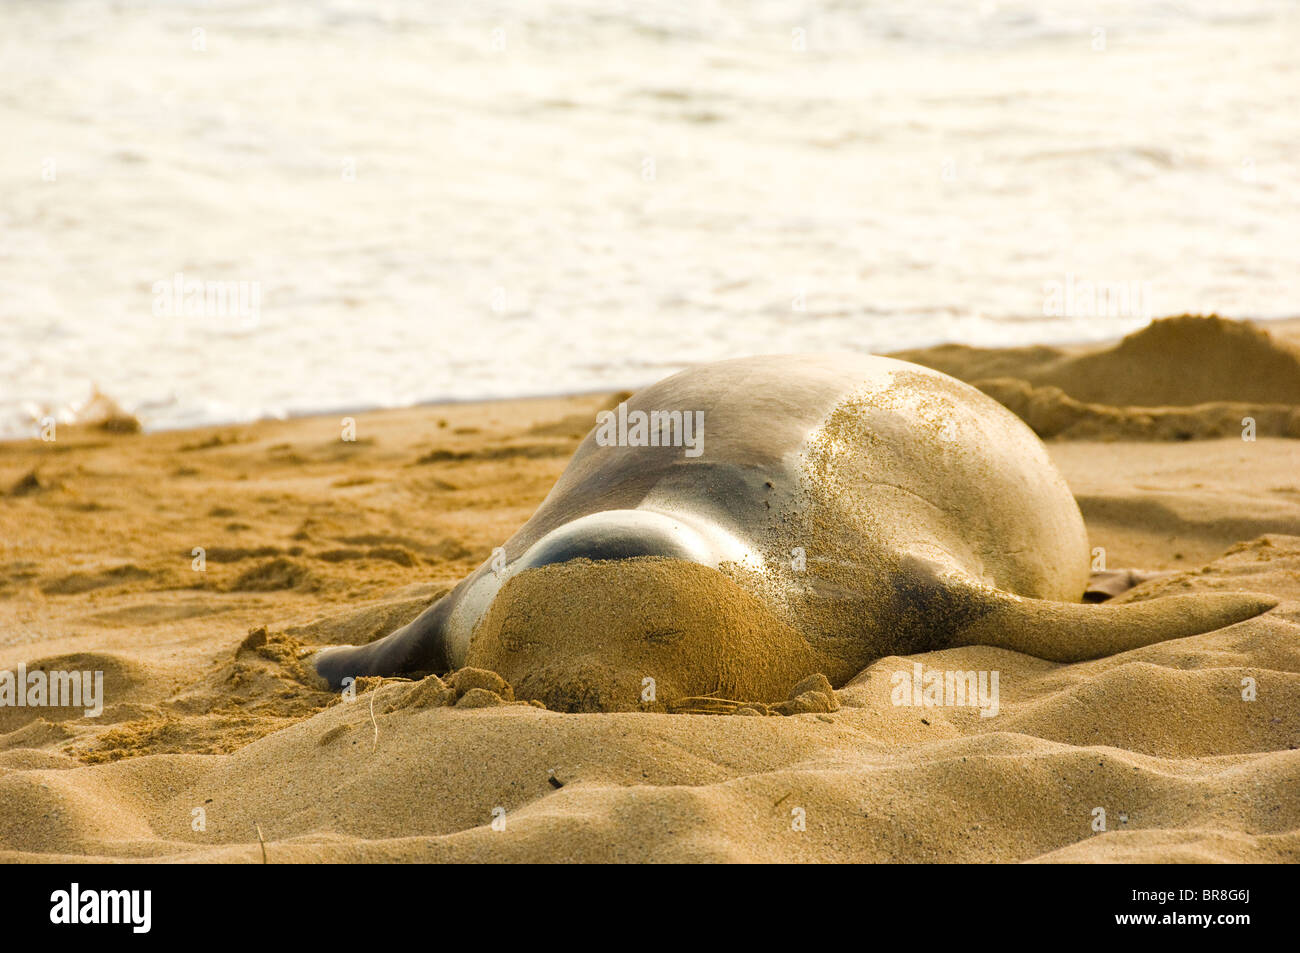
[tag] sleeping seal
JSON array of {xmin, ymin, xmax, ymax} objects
[{"xmin": 314, "ymin": 354, "xmax": 1274, "ymax": 710}]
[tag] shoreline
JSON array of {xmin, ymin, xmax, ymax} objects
[{"xmin": 14, "ymin": 313, "xmax": 1300, "ymax": 444}]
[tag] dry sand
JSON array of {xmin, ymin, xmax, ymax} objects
[{"xmin": 1, "ymin": 315, "xmax": 1298, "ymax": 863}]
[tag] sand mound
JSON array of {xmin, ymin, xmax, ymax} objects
[
  {"xmin": 315, "ymin": 545, "xmax": 421, "ymax": 567},
  {"xmin": 973, "ymin": 378, "xmax": 1300, "ymax": 440},
  {"xmin": 226, "ymin": 557, "xmax": 319, "ymax": 593},
  {"xmin": 73, "ymin": 629, "xmax": 333, "ymax": 764},
  {"xmin": 0, "ymin": 652, "xmax": 150, "ymax": 734},
  {"xmin": 895, "ymin": 316, "xmax": 1300, "ymax": 440},
  {"xmin": 72, "ymin": 389, "xmax": 142, "ymax": 434},
  {"xmin": 1044, "ymin": 316, "xmax": 1300, "ymax": 407},
  {"xmin": 42, "ymin": 564, "xmax": 154, "ymax": 596},
  {"xmin": 8, "ymin": 470, "xmax": 52, "ymax": 497}
]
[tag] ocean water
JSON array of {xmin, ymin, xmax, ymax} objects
[{"xmin": 2, "ymin": 0, "xmax": 1297, "ymax": 435}]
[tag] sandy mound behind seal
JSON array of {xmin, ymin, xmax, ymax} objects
[
  {"xmin": 1040, "ymin": 316, "xmax": 1300, "ymax": 407},
  {"xmin": 894, "ymin": 316, "xmax": 1300, "ymax": 440}
]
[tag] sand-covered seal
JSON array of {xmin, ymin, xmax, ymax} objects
[{"xmin": 314, "ymin": 354, "xmax": 1275, "ymax": 710}]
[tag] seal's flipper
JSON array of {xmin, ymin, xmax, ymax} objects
[
  {"xmin": 954, "ymin": 588, "xmax": 1276, "ymax": 662},
  {"xmin": 313, "ymin": 596, "xmax": 452, "ymax": 690}
]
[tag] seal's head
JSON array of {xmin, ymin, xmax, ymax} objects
[{"xmin": 465, "ymin": 557, "xmax": 823, "ymax": 712}]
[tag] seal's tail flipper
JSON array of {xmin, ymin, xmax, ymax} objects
[{"xmin": 955, "ymin": 589, "xmax": 1277, "ymax": 663}]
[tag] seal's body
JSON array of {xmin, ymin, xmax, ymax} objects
[{"xmin": 314, "ymin": 354, "xmax": 1273, "ymax": 710}]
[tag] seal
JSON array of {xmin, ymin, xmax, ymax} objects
[{"xmin": 314, "ymin": 354, "xmax": 1275, "ymax": 711}]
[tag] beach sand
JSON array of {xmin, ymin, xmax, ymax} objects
[{"xmin": 1, "ymin": 316, "xmax": 1298, "ymax": 863}]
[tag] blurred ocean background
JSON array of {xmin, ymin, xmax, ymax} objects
[{"xmin": 2, "ymin": 0, "xmax": 1297, "ymax": 435}]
